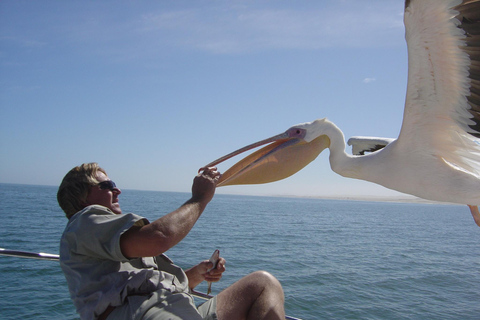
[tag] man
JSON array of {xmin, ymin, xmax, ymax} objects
[{"xmin": 58, "ymin": 163, "xmax": 285, "ymax": 320}]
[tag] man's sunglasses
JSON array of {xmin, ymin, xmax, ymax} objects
[{"xmin": 97, "ymin": 180, "xmax": 117, "ymax": 191}]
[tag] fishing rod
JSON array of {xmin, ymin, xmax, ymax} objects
[{"xmin": 0, "ymin": 248, "xmax": 303, "ymax": 320}]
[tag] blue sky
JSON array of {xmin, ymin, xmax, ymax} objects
[{"xmin": 0, "ymin": 0, "xmax": 411, "ymax": 198}]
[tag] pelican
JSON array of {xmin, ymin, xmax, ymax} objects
[{"xmin": 200, "ymin": 0, "xmax": 480, "ymax": 227}]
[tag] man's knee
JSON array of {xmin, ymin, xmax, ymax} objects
[{"xmin": 249, "ymin": 271, "xmax": 283, "ymax": 294}]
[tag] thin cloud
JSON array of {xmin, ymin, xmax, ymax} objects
[
  {"xmin": 136, "ymin": 2, "xmax": 405, "ymax": 54},
  {"xmin": 363, "ymin": 78, "xmax": 376, "ymax": 84},
  {"xmin": 1, "ymin": 1, "xmax": 406, "ymax": 61}
]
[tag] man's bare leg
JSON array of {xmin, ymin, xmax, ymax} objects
[{"xmin": 216, "ymin": 270, "xmax": 285, "ymax": 320}]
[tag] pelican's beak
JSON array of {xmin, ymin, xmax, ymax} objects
[{"xmin": 200, "ymin": 131, "xmax": 330, "ymax": 187}]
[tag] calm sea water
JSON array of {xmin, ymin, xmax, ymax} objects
[{"xmin": 0, "ymin": 183, "xmax": 479, "ymax": 320}]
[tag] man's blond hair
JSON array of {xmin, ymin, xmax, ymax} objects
[{"xmin": 57, "ymin": 163, "xmax": 107, "ymax": 218}]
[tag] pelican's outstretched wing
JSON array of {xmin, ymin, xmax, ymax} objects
[
  {"xmin": 347, "ymin": 137, "xmax": 395, "ymax": 155},
  {"xmin": 398, "ymin": 0, "xmax": 480, "ymax": 175}
]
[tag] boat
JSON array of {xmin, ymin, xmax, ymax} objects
[{"xmin": 0, "ymin": 248, "xmax": 302, "ymax": 320}]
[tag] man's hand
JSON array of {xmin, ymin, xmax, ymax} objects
[
  {"xmin": 185, "ymin": 256, "xmax": 226, "ymax": 290},
  {"xmin": 192, "ymin": 167, "xmax": 220, "ymax": 206}
]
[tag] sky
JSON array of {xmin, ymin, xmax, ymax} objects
[{"xmin": 0, "ymin": 0, "xmax": 413, "ymax": 199}]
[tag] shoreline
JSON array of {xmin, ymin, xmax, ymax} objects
[{"xmin": 217, "ymin": 192, "xmax": 459, "ymax": 206}]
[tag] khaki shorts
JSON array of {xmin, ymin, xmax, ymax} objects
[{"xmin": 107, "ymin": 290, "xmax": 217, "ymax": 320}]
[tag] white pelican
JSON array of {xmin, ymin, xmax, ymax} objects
[{"xmin": 201, "ymin": 0, "xmax": 480, "ymax": 227}]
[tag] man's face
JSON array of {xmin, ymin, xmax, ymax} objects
[{"xmin": 85, "ymin": 171, "xmax": 122, "ymax": 214}]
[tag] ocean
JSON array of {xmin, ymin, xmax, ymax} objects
[{"xmin": 0, "ymin": 183, "xmax": 479, "ymax": 320}]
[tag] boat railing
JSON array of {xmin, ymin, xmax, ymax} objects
[{"xmin": 0, "ymin": 248, "xmax": 302, "ymax": 320}]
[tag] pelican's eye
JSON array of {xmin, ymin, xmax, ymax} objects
[{"xmin": 286, "ymin": 127, "xmax": 306, "ymax": 139}]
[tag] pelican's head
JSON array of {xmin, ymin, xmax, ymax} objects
[{"xmin": 201, "ymin": 118, "xmax": 331, "ymax": 187}]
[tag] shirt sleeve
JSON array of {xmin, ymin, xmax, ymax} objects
[{"xmin": 64, "ymin": 205, "xmax": 148, "ymax": 262}]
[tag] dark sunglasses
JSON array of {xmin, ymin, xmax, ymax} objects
[{"xmin": 97, "ymin": 180, "xmax": 117, "ymax": 191}]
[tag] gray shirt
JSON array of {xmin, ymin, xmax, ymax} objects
[{"xmin": 60, "ymin": 205, "xmax": 190, "ymax": 320}]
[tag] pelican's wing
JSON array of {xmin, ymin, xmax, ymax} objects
[
  {"xmin": 399, "ymin": 0, "xmax": 480, "ymax": 174},
  {"xmin": 347, "ymin": 136, "xmax": 395, "ymax": 155}
]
